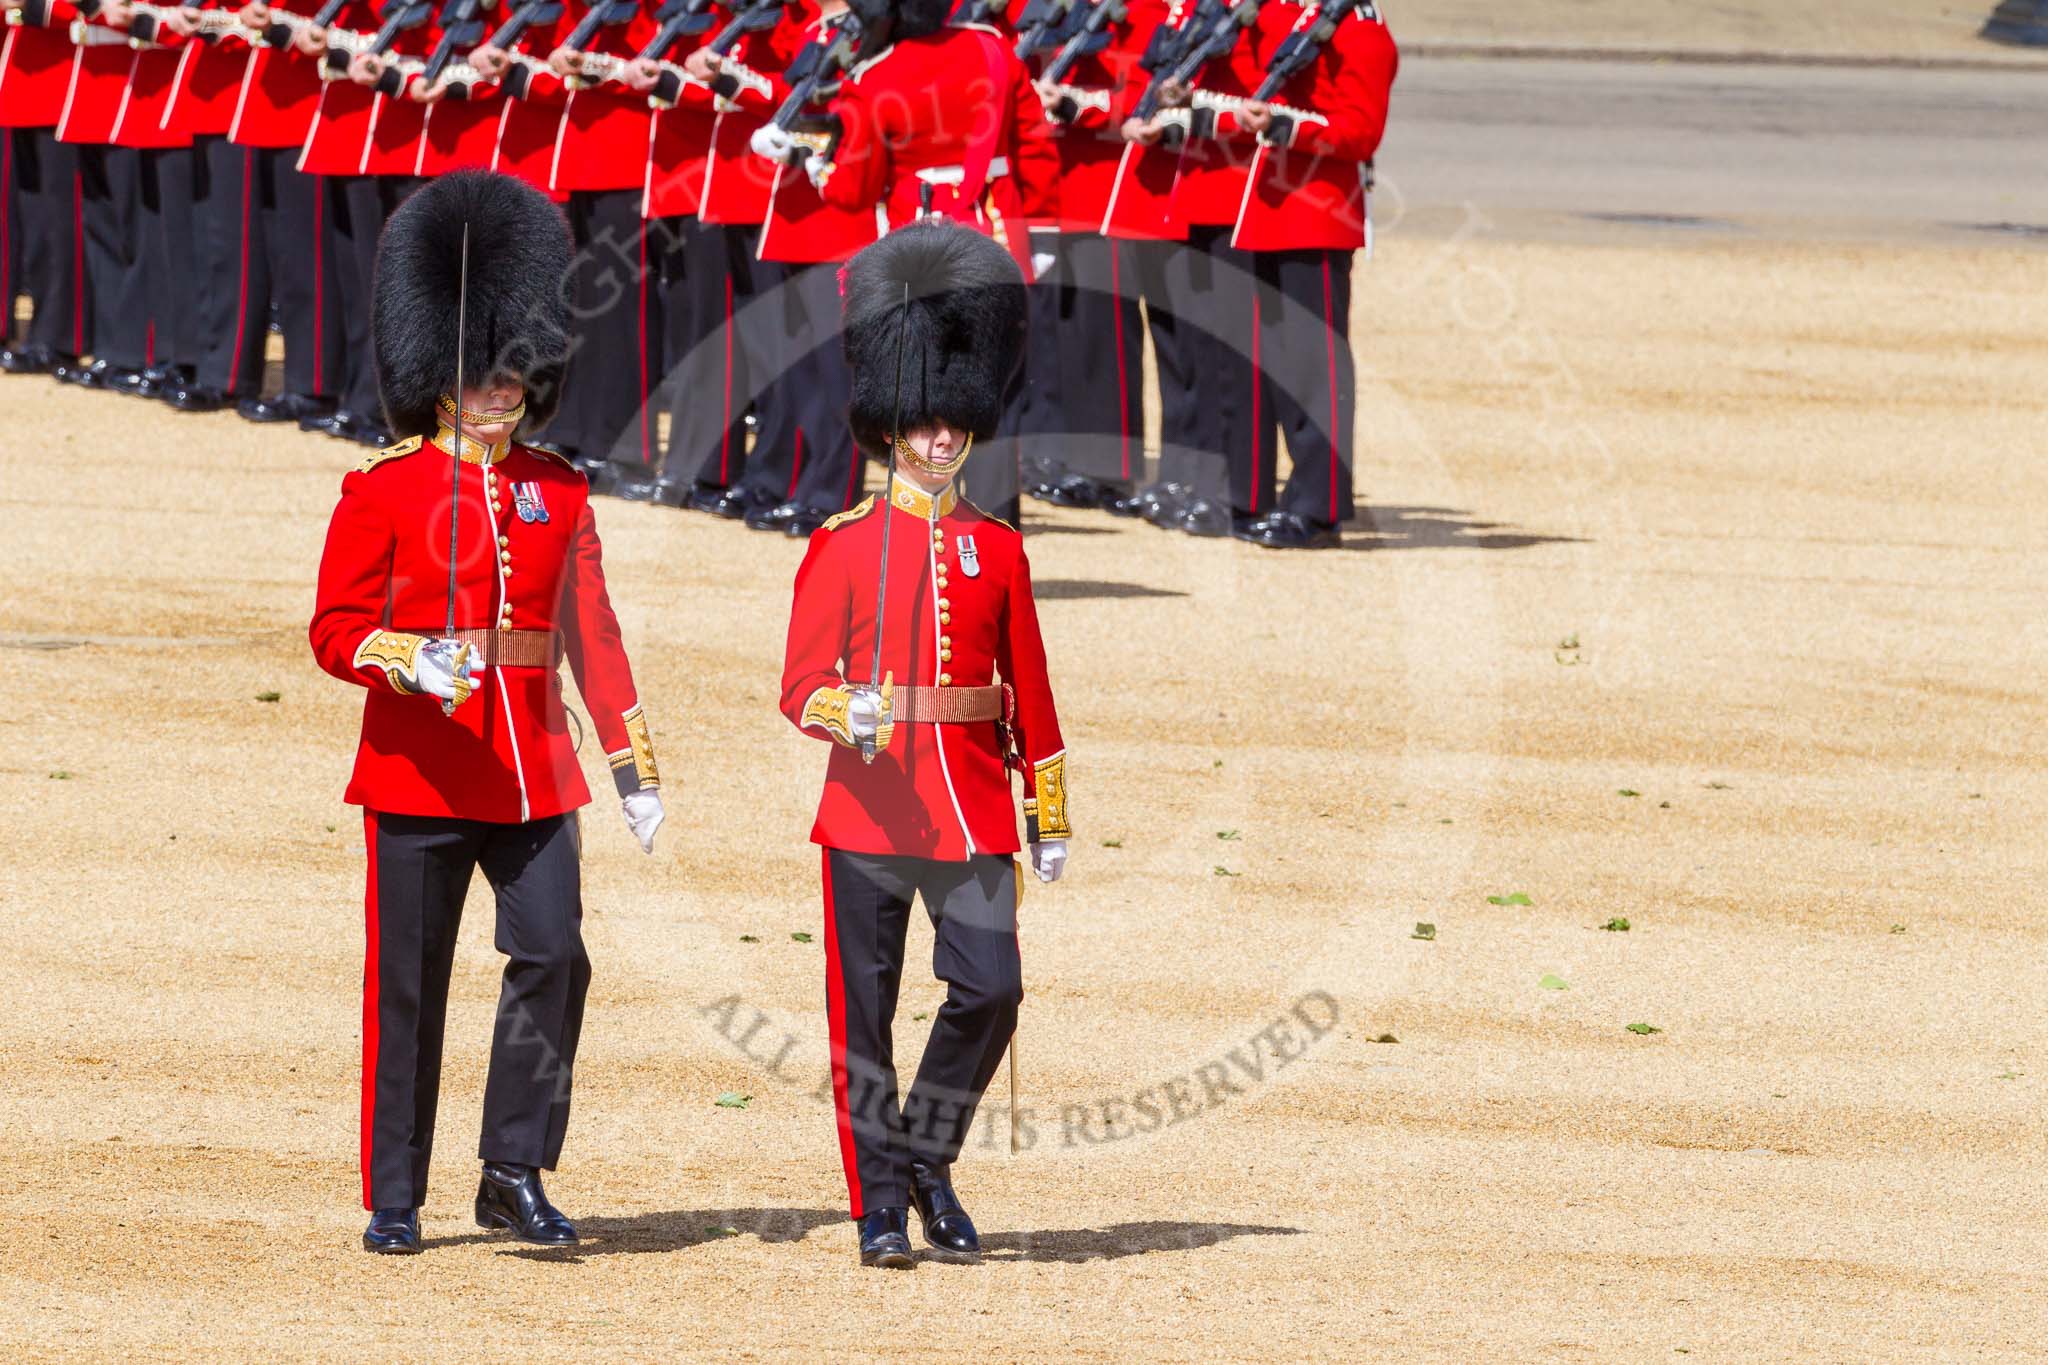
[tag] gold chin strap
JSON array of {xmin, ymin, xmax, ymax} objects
[
  {"xmin": 437, "ymin": 392, "xmax": 527, "ymax": 428},
  {"xmin": 894, "ymin": 431, "xmax": 972, "ymax": 476}
]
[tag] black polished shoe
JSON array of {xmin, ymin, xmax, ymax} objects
[
  {"xmin": 857, "ymin": 1207, "xmax": 916, "ymax": 1269},
  {"xmin": 110, "ymin": 365, "xmax": 155, "ymax": 397},
  {"xmin": 744, "ymin": 499, "xmax": 812, "ymax": 533},
  {"xmin": 908, "ymin": 1160, "xmax": 980, "ymax": 1263},
  {"xmin": 1246, "ymin": 510, "xmax": 1342, "ymax": 550},
  {"xmin": 474, "ymin": 1162, "xmax": 579, "ymax": 1246},
  {"xmin": 692, "ymin": 484, "xmax": 774, "ymax": 520},
  {"xmin": 351, "ymin": 418, "xmax": 393, "ymax": 447},
  {"xmin": 362, "ymin": 1206, "xmax": 421, "ymax": 1255},
  {"xmin": 302, "ymin": 407, "xmax": 357, "ymax": 438},
  {"xmin": 0, "ymin": 343, "xmax": 55, "ymax": 375},
  {"xmin": 166, "ymin": 381, "xmax": 230, "ymax": 413},
  {"xmin": 240, "ymin": 392, "xmax": 334, "ymax": 424},
  {"xmin": 1041, "ymin": 473, "xmax": 1127, "ymax": 510},
  {"xmin": 69, "ymin": 359, "xmax": 129, "ymax": 390},
  {"xmin": 1110, "ymin": 481, "xmax": 1187, "ymax": 522},
  {"xmin": 782, "ymin": 506, "xmax": 829, "ymax": 537},
  {"xmin": 569, "ymin": 455, "xmax": 615, "ymax": 494},
  {"xmin": 1176, "ymin": 497, "xmax": 1237, "ymax": 538},
  {"xmin": 49, "ymin": 355, "xmax": 93, "ymax": 386}
]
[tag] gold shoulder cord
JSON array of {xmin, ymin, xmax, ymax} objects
[
  {"xmin": 822, "ymin": 496, "xmax": 877, "ymax": 532},
  {"xmin": 357, "ymin": 435, "xmax": 425, "ymax": 474}
]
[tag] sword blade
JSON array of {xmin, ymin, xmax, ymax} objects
[
  {"xmin": 861, "ymin": 280, "xmax": 913, "ymax": 761},
  {"xmin": 442, "ymin": 222, "xmax": 470, "ymax": 717}
]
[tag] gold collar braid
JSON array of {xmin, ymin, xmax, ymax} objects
[
  {"xmin": 431, "ymin": 422, "xmax": 511, "ymax": 465},
  {"xmin": 888, "ymin": 478, "xmax": 959, "ymax": 521},
  {"xmin": 437, "ymin": 392, "xmax": 527, "ymax": 428}
]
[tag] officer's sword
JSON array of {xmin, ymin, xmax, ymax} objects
[
  {"xmin": 442, "ymin": 224, "xmax": 471, "ymax": 717},
  {"xmin": 858, "ymin": 280, "xmax": 912, "ymax": 764}
]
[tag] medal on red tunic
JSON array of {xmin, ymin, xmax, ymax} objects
[{"xmin": 957, "ymin": 534, "xmax": 980, "ymax": 578}]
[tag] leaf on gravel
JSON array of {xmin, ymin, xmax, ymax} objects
[
  {"xmin": 255, "ymin": 691, "xmax": 281, "ymax": 703},
  {"xmin": 1888, "ymin": 924, "xmax": 1906, "ymax": 935},
  {"xmin": 1411, "ymin": 922, "xmax": 1436, "ymax": 941},
  {"xmin": 1213, "ymin": 866, "xmax": 1239, "ymax": 877},
  {"xmin": 1617, "ymin": 789, "xmax": 1639, "ymax": 798},
  {"xmin": 1488, "ymin": 892, "xmax": 1533, "ymax": 906},
  {"xmin": 1216, "ymin": 830, "xmax": 1240, "ymax": 841},
  {"xmin": 790, "ymin": 932, "xmax": 813, "ymax": 943},
  {"xmin": 704, "ymin": 1225, "xmax": 738, "ymax": 1238},
  {"xmin": 48, "ymin": 771, "xmax": 71, "ymax": 780},
  {"xmin": 1704, "ymin": 780, "xmax": 1730, "ymax": 790},
  {"xmin": 714, "ymin": 1092, "xmax": 751, "ymax": 1109},
  {"xmin": 912, "ymin": 1012, "xmax": 929, "ymax": 1022},
  {"xmin": 1558, "ymin": 634, "xmax": 1580, "ymax": 650},
  {"xmin": 1625, "ymin": 1022, "xmax": 1662, "ymax": 1035},
  {"xmin": 1601, "ymin": 917, "xmax": 1630, "ymax": 932},
  {"xmin": 1212, "ymin": 759, "xmax": 1224, "ymax": 769},
  {"xmin": 325, "ymin": 824, "xmax": 336, "ymax": 834},
  {"xmin": 1101, "ymin": 838, "xmax": 1122, "ymax": 848},
  {"xmin": 1538, "ymin": 973, "xmax": 1570, "ymax": 991},
  {"xmin": 1373, "ymin": 1033, "xmax": 1399, "ymax": 1044},
  {"xmin": 739, "ymin": 934, "xmax": 759, "ymax": 943}
]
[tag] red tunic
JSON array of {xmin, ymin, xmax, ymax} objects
[
  {"xmin": 56, "ymin": 14, "xmax": 136, "ymax": 145},
  {"xmin": 546, "ymin": 0, "xmax": 657, "ymax": 192},
  {"xmin": 817, "ymin": 25, "xmax": 1056, "ymax": 251},
  {"xmin": 753, "ymin": 8, "xmax": 876, "ymax": 264},
  {"xmin": 1229, "ymin": 0, "xmax": 1395, "ymax": 251},
  {"xmin": 310, "ymin": 436, "xmax": 653, "ymax": 823},
  {"xmin": 228, "ymin": 9, "xmax": 326, "ymax": 148},
  {"xmin": 780, "ymin": 483, "xmax": 1067, "ymax": 861},
  {"xmin": 0, "ymin": 3, "xmax": 83, "ymax": 128},
  {"xmin": 161, "ymin": 3, "xmax": 252, "ymax": 139}
]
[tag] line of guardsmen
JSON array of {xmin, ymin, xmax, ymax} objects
[{"xmin": 0, "ymin": 0, "xmax": 1396, "ymax": 548}]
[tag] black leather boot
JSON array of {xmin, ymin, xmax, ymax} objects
[
  {"xmin": 909, "ymin": 1160, "xmax": 980, "ymax": 1262},
  {"xmin": 857, "ymin": 1207, "xmax": 915, "ymax": 1269},
  {"xmin": 362, "ymin": 1206, "xmax": 421, "ymax": 1255},
  {"xmin": 474, "ymin": 1163, "xmax": 579, "ymax": 1245}
]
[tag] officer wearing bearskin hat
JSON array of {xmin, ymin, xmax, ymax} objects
[
  {"xmin": 779, "ymin": 222, "xmax": 1070, "ymax": 1268},
  {"xmin": 309, "ymin": 169, "xmax": 668, "ymax": 1255}
]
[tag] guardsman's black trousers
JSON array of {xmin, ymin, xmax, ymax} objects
[
  {"xmin": 359, "ymin": 811, "xmax": 590, "ymax": 1212},
  {"xmin": 821, "ymin": 850, "xmax": 1022, "ymax": 1217}
]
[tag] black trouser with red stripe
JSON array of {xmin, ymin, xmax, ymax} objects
[
  {"xmin": 555, "ymin": 190, "xmax": 661, "ymax": 470},
  {"xmin": 193, "ymin": 139, "xmax": 343, "ymax": 397},
  {"xmin": 141, "ymin": 146, "xmax": 197, "ymax": 372},
  {"xmin": 6, "ymin": 128, "xmax": 85, "ymax": 357},
  {"xmin": 1029, "ymin": 229, "xmax": 1144, "ymax": 489},
  {"xmin": 2, "ymin": 127, "xmax": 17, "ymax": 343},
  {"xmin": 743, "ymin": 258, "xmax": 864, "ymax": 515},
  {"xmin": 650, "ymin": 217, "xmax": 755, "ymax": 494},
  {"xmin": 359, "ymin": 810, "xmax": 590, "ymax": 1212},
  {"xmin": 821, "ymin": 849, "xmax": 1021, "ymax": 1217},
  {"xmin": 1133, "ymin": 228, "xmax": 1264, "ymax": 511},
  {"xmin": 78, "ymin": 144, "xmax": 148, "ymax": 370},
  {"xmin": 331, "ymin": 174, "xmax": 422, "ymax": 419},
  {"xmin": 1251, "ymin": 246, "xmax": 1358, "ymax": 525}
]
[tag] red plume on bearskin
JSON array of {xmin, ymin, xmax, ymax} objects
[
  {"xmin": 371, "ymin": 170, "xmax": 574, "ymax": 442},
  {"xmin": 841, "ymin": 222, "xmax": 1027, "ymax": 453}
]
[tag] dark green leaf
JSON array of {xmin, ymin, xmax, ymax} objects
[
  {"xmin": 1411, "ymin": 922, "xmax": 1436, "ymax": 941},
  {"xmin": 1101, "ymin": 838, "xmax": 1122, "ymax": 849},
  {"xmin": 1373, "ymin": 1033, "xmax": 1399, "ymax": 1044},
  {"xmin": 1625, "ymin": 1022, "xmax": 1662, "ymax": 1035},
  {"xmin": 739, "ymin": 934, "xmax": 760, "ymax": 943},
  {"xmin": 255, "ymin": 691, "xmax": 281, "ymax": 703},
  {"xmin": 1617, "ymin": 789, "xmax": 1639, "ymax": 798},
  {"xmin": 1601, "ymin": 917, "xmax": 1630, "ymax": 932},
  {"xmin": 1216, "ymin": 830, "xmax": 1240, "ymax": 841},
  {"xmin": 1213, "ymin": 866, "xmax": 1239, "ymax": 877},
  {"xmin": 790, "ymin": 932, "xmax": 813, "ymax": 944}
]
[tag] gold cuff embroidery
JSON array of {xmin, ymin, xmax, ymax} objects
[
  {"xmin": 801, "ymin": 685, "xmax": 857, "ymax": 748},
  {"xmin": 622, "ymin": 704, "xmax": 659, "ymax": 789},
  {"xmin": 1032, "ymin": 752, "xmax": 1070, "ymax": 840},
  {"xmin": 353, "ymin": 630, "xmax": 426, "ymax": 694}
]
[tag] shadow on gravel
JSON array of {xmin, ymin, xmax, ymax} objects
[
  {"xmin": 1032, "ymin": 578, "xmax": 1190, "ymax": 601},
  {"xmin": 1339, "ymin": 505, "xmax": 1583, "ymax": 553},
  {"xmin": 424, "ymin": 1206, "xmax": 847, "ymax": 1260},
  {"xmin": 975, "ymin": 1220, "xmax": 1304, "ymax": 1264}
]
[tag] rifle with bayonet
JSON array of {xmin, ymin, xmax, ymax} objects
[
  {"xmin": 470, "ymin": 0, "xmax": 560, "ymax": 97},
  {"xmin": 762, "ymin": 4, "xmax": 878, "ymax": 160},
  {"xmin": 555, "ymin": 0, "xmax": 635, "ymax": 89},
  {"xmin": 1033, "ymin": 0, "xmax": 1120, "ymax": 121},
  {"xmin": 127, "ymin": 2, "xmax": 245, "ymax": 47},
  {"xmin": 1129, "ymin": 0, "xmax": 1259, "ymax": 128},
  {"xmin": 657, "ymin": 0, "xmax": 778, "ymax": 107},
  {"xmin": 323, "ymin": 0, "xmax": 431, "ymax": 82},
  {"xmin": 407, "ymin": 0, "xmax": 487, "ymax": 94},
  {"xmin": 254, "ymin": 0, "xmax": 349, "ymax": 51},
  {"xmin": 1010, "ymin": 0, "xmax": 1074, "ymax": 59}
]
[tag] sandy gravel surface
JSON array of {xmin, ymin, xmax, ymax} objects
[
  {"xmin": 2, "ymin": 222, "xmax": 2044, "ymax": 1359},
  {"xmin": 1393, "ymin": 0, "xmax": 2045, "ymax": 63}
]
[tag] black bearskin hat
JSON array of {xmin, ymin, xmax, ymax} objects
[
  {"xmin": 371, "ymin": 170, "xmax": 573, "ymax": 442},
  {"xmin": 892, "ymin": 0, "xmax": 954, "ymax": 40},
  {"xmin": 844, "ymin": 0, "xmax": 897, "ymax": 49},
  {"xmin": 841, "ymin": 223, "xmax": 1027, "ymax": 452}
]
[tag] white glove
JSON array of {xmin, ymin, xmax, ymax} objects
[
  {"xmin": 414, "ymin": 637, "xmax": 481, "ymax": 706},
  {"xmin": 622, "ymin": 789, "xmax": 665, "ymax": 854},
  {"xmin": 748, "ymin": 122, "xmax": 795, "ymax": 163},
  {"xmin": 846, "ymin": 687, "xmax": 886, "ymax": 746},
  {"xmin": 802, "ymin": 151, "xmax": 830, "ymax": 190},
  {"xmin": 1029, "ymin": 839, "xmax": 1067, "ymax": 884},
  {"xmin": 1030, "ymin": 251, "xmax": 1056, "ymax": 279}
]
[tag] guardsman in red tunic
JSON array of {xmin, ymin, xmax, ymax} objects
[
  {"xmin": 220, "ymin": 0, "xmax": 351, "ymax": 424},
  {"xmin": 779, "ymin": 224, "xmax": 1070, "ymax": 1269},
  {"xmin": 1217, "ymin": 0, "xmax": 1394, "ymax": 547},
  {"xmin": 0, "ymin": 0, "xmax": 89, "ymax": 375},
  {"xmin": 58, "ymin": 0, "xmax": 156, "ymax": 388},
  {"xmin": 309, "ymin": 170, "xmax": 667, "ymax": 1255}
]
